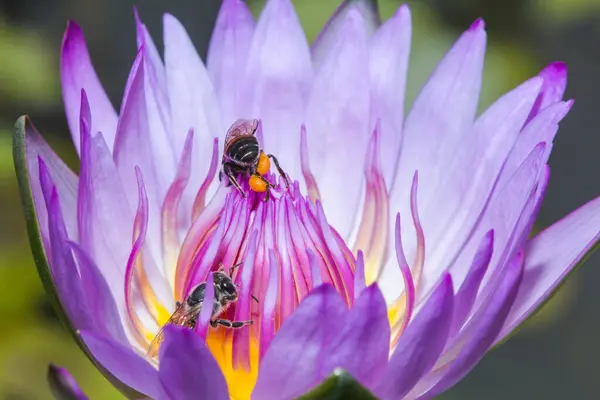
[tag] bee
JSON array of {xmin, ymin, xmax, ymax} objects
[
  {"xmin": 147, "ymin": 262, "xmax": 256, "ymax": 358},
  {"xmin": 219, "ymin": 118, "xmax": 290, "ymax": 201}
]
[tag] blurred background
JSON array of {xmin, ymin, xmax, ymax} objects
[{"xmin": 0, "ymin": 0, "xmax": 599, "ymax": 398}]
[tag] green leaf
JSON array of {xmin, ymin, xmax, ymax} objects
[
  {"xmin": 12, "ymin": 116, "xmax": 145, "ymax": 400},
  {"xmin": 297, "ymin": 369, "xmax": 379, "ymax": 400}
]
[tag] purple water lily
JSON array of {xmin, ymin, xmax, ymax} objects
[{"xmin": 13, "ymin": 0, "xmax": 600, "ymax": 399}]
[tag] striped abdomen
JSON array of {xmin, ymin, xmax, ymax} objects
[{"xmin": 226, "ymin": 136, "xmax": 260, "ymax": 166}]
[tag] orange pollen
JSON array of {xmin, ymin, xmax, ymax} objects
[
  {"xmin": 256, "ymin": 152, "xmax": 270, "ymax": 176},
  {"xmin": 249, "ymin": 175, "xmax": 268, "ymax": 192}
]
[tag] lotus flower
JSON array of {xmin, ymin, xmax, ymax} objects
[{"xmin": 13, "ymin": 0, "xmax": 600, "ymax": 399}]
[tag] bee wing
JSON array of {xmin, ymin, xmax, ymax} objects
[
  {"xmin": 146, "ymin": 304, "xmax": 195, "ymax": 358},
  {"xmin": 224, "ymin": 119, "xmax": 259, "ymax": 148}
]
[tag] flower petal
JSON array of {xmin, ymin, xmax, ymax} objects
[
  {"xmin": 375, "ymin": 274, "xmax": 454, "ymax": 400},
  {"xmin": 158, "ymin": 325, "xmax": 229, "ymax": 400},
  {"xmin": 113, "ymin": 45, "xmax": 163, "ymax": 261},
  {"xmin": 319, "ymin": 284, "xmax": 390, "ymax": 389},
  {"xmin": 448, "ymin": 230, "xmax": 494, "ymax": 339},
  {"xmin": 417, "ymin": 77, "xmax": 542, "ymax": 301},
  {"xmin": 15, "ymin": 116, "xmax": 78, "ymax": 245},
  {"xmin": 134, "ymin": 9, "xmax": 177, "ymax": 195},
  {"xmin": 242, "ymin": 0, "xmax": 311, "ymax": 182},
  {"xmin": 47, "ymin": 365, "xmax": 88, "ymax": 400},
  {"xmin": 207, "ymin": 0, "xmax": 255, "ymax": 126},
  {"xmin": 14, "ymin": 117, "xmax": 141, "ymax": 399},
  {"xmin": 312, "ymin": 0, "xmax": 380, "ymax": 67},
  {"xmin": 497, "ymin": 192, "xmax": 600, "ymax": 341},
  {"xmin": 61, "ymin": 22, "xmax": 117, "ymax": 153},
  {"xmin": 40, "ymin": 163, "xmax": 92, "ymax": 332},
  {"xmin": 68, "ymin": 241, "xmax": 128, "ymax": 346},
  {"xmin": 164, "ymin": 13, "xmax": 223, "ymax": 218},
  {"xmin": 368, "ymin": 5, "xmax": 411, "ymax": 186},
  {"xmin": 424, "ymin": 251, "xmax": 524, "ymax": 398},
  {"xmin": 390, "ymin": 19, "xmax": 486, "ymax": 227},
  {"xmin": 526, "ymin": 61, "xmax": 567, "ymax": 123},
  {"xmin": 253, "ymin": 285, "xmax": 347, "ymax": 400},
  {"xmin": 305, "ymin": 9, "xmax": 370, "ymax": 239},
  {"xmin": 79, "ymin": 330, "xmax": 166, "ymax": 399}
]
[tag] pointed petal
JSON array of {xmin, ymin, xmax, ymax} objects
[
  {"xmin": 526, "ymin": 61, "xmax": 568, "ymax": 123},
  {"xmin": 253, "ymin": 285, "xmax": 347, "ymax": 400},
  {"xmin": 158, "ymin": 325, "xmax": 229, "ymax": 400},
  {"xmin": 207, "ymin": 0, "xmax": 255, "ymax": 126},
  {"xmin": 61, "ymin": 22, "xmax": 117, "ymax": 153},
  {"xmin": 48, "ymin": 365, "xmax": 88, "ymax": 400},
  {"xmin": 135, "ymin": 10, "xmax": 177, "ymax": 193},
  {"xmin": 426, "ymin": 252, "xmax": 523, "ymax": 397},
  {"xmin": 40, "ymin": 166, "xmax": 92, "ymax": 332},
  {"xmin": 416, "ymin": 78, "xmax": 542, "ymax": 301},
  {"xmin": 449, "ymin": 230, "xmax": 494, "ymax": 338},
  {"xmin": 375, "ymin": 274, "xmax": 454, "ymax": 400},
  {"xmin": 320, "ymin": 284, "xmax": 390, "ymax": 388},
  {"xmin": 164, "ymin": 13, "xmax": 223, "ymax": 214},
  {"xmin": 113, "ymin": 46, "xmax": 163, "ymax": 260},
  {"xmin": 369, "ymin": 5, "xmax": 411, "ymax": 186},
  {"xmin": 305, "ymin": 9, "xmax": 370, "ymax": 239},
  {"xmin": 13, "ymin": 117, "xmax": 141, "ymax": 399},
  {"xmin": 498, "ymin": 191, "xmax": 600, "ymax": 340},
  {"xmin": 79, "ymin": 331, "xmax": 166, "ymax": 399},
  {"xmin": 242, "ymin": 0, "xmax": 311, "ymax": 182},
  {"xmin": 391, "ymin": 19, "xmax": 486, "ymax": 213},
  {"xmin": 312, "ymin": 0, "xmax": 380, "ymax": 67}
]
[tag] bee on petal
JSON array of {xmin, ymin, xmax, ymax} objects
[
  {"xmin": 147, "ymin": 261, "xmax": 256, "ymax": 358},
  {"xmin": 219, "ymin": 119, "xmax": 290, "ymax": 201}
]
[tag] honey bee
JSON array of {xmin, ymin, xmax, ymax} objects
[
  {"xmin": 219, "ymin": 119, "xmax": 290, "ymax": 201},
  {"xmin": 147, "ymin": 262, "xmax": 256, "ymax": 358}
]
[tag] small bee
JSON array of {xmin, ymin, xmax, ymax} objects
[
  {"xmin": 219, "ymin": 119, "xmax": 290, "ymax": 201},
  {"xmin": 147, "ymin": 262, "xmax": 256, "ymax": 358}
]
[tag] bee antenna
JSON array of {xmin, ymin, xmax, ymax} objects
[
  {"xmin": 229, "ymin": 261, "xmax": 244, "ymax": 277},
  {"xmin": 251, "ymin": 294, "xmax": 260, "ymax": 303}
]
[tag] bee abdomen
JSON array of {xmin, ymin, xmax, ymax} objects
[{"xmin": 228, "ymin": 137, "xmax": 259, "ymax": 165}]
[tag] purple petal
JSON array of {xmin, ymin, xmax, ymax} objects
[
  {"xmin": 369, "ymin": 5, "xmax": 411, "ymax": 186},
  {"xmin": 207, "ymin": 0, "xmax": 255, "ymax": 126},
  {"xmin": 113, "ymin": 46, "xmax": 163, "ymax": 261},
  {"xmin": 312, "ymin": 0, "xmax": 380, "ymax": 67},
  {"xmin": 79, "ymin": 330, "xmax": 166, "ymax": 399},
  {"xmin": 243, "ymin": 0, "xmax": 312, "ymax": 182},
  {"xmin": 415, "ymin": 77, "xmax": 542, "ymax": 303},
  {"xmin": 134, "ymin": 9, "xmax": 177, "ymax": 195},
  {"xmin": 68, "ymin": 241, "xmax": 128, "ymax": 346},
  {"xmin": 61, "ymin": 21, "xmax": 117, "ymax": 153},
  {"xmin": 375, "ymin": 274, "xmax": 454, "ymax": 400},
  {"xmin": 499, "ymin": 99, "xmax": 572, "ymax": 191},
  {"xmin": 497, "ymin": 191, "xmax": 600, "ymax": 341},
  {"xmin": 253, "ymin": 285, "xmax": 348, "ymax": 400},
  {"xmin": 390, "ymin": 18, "xmax": 486, "ymax": 224},
  {"xmin": 40, "ymin": 164, "xmax": 92, "ymax": 332},
  {"xmin": 449, "ymin": 230, "xmax": 494, "ymax": 339},
  {"xmin": 78, "ymin": 126, "xmax": 132, "ymax": 326},
  {"xmin": 425, "ymin": 252, "xmax": 524, "ymax": 397},
  {"xmin": 320, "ymin": 284, "xmax": 390, "ymax": 389},
  {"xmin": 526, "ymin": 61, "xmax": 568, "ymax": 123},
  {"xmin": 158, "ymin": 325, "xmax": 229, "ymax": 400},
  {"xmin": 48, "ymin": 364, "xmax": 88, "ymax": 400},
  {"xmin": 163, "ymin": 13, "xmax": 223, "ymax": 221},
  {"xmin": 305, "ymin": 9, "xmax": 370, "ymax": 239}
]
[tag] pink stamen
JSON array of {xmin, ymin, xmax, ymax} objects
[
  {"xmin": 410, "ymin": 171, "xmax": 426, "ymax": 291},
  {"xmin": 260, "ymin": 250, "xmax": 280, "ymax": 361},
  {"xmin": 392, "ymin": 213, "xmax": 416, "ymax": 345},
  {"xmin": 161, "ymin": 129, "xmax": 193, "ymax": 290},
  {"xmin": 300, "ymin": 125, "xmax": 321, "ymax": 204},
  {"xmin": 191, "ymin": 137, "xmax": 220, "ymax": 221},
  {"xmin": 354, "ymin": 250, "xmax": 366, "ymax": 300}
]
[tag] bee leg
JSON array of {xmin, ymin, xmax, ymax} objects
[
  {"xmin": 253, "ymin": 174, "xmax": 274, "ymax": 202},
  {"xmin": 267, "ymin": 154, "xmax": 290, "ymax": 188},
  {"xmin": 211, "ymin": 319, "xmax": 253, "ymax": 329},
  {"xmin": 224, "ymin": 163, "xmax": 247, "ymax": 198}
]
